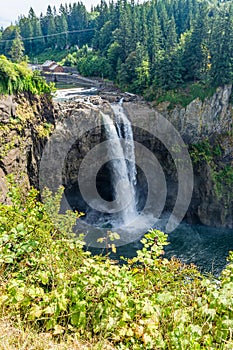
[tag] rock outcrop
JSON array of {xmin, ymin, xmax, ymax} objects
[
  {"xmin": 51, "ymin": 97, "xmax": 111, "ymax": 188},
  {"xmin": 0, "ymin": 93, "xmax": 55, "ymax": 202},
  {"xmin": 155, "ymin": 85, "xmax": 232, "ymax": 143},
  {"xmin": 124, "ymin": 85, "xmax": 233, "ymax": 228}
]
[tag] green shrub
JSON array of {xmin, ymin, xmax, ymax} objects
[
  {"xmin": 60, "ymin": 46, "xmax": 113, "ymax": 79},
  {"xmin": 0, "ymin": 179, "xmax": 233, "ymax": 349},
  {"xmin": 0, "ymin": 55, "xmax": 54, "ymax": 95}
]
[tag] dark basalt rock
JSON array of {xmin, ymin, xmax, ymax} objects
[{"xmin": 0, "ymin": 93, "xmax": 55, "ymax": 202}]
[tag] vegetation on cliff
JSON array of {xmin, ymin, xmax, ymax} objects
[
  {"xmin": 190, "ymin": 137, "xmax": 233, "ymax": 201},
  {"xmin": 0, "ymin": 56, "xmax": 54, "ymax": 95},
  {"xmin": 0, "ymin": 180, "xmax": 233, "ymax": 349}
]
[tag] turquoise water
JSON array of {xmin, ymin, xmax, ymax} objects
[
  {"xmin": 55, "ymin": 82, "xmax": 84, "ymax": 89},
  {"xmin": 163, "ymin": 224, "xmax": 233, "ymax": 275},
  {"xmin": 87, "ymin": 223, "xmax": 233, "ymax": 276}
]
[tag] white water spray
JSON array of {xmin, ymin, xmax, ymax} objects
[
  {"xmin": 101, "ymin": 100, "xmax": 137, "ymax": 225},
  {"xmin": 112, "ymin": 98, "xmax": 137, "ymax": 186}
]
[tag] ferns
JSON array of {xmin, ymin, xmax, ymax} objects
[{"xmin": 0, "ymin": 55, "xmax": 54, "ymax": 95}]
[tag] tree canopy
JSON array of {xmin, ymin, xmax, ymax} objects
[{"xmin": 0, "ymin": 0, "xmax": 232, "ymax": 95}]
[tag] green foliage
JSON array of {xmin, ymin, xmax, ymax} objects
[
  {"xmin": 60, "ymin": 52, "xmax": 77, "ymax": 67},
  {"xmin": 189, "ymin": 139, "xmax": 214, "ymax": 164},
  {"xmin": 30, "ymin": 48, "xmax": 69, "ymax": 65},
  {"xmin": 97, "ymin": 231, "xmax": 120, "ymax": 254},
  {"xmin": 0, "ymin": 55, "xmax": 54, "ymax": 95},
  {"xmin": 60, "ymin": 46, "xmax": 113, "ymax": 79},
  {"xmin": 0, "ymin": 180, "xmax": 233, "ymax": 348},
  {"xmin": 9, "ymin": 28, "xmax": 25, "ymax": 63},
  {"xmin": 212, "ymin": 165, "xmax": 233, "ymax": 199},
  {"xmin": 190, "ymin": 138, "xmax": 233, "ymax": 201},
  {"xmin": 1, "ymin": 0, "xmax": 233, "ymax": 96},
  {"xmin": 77, "ymin": 53, "xmax": 113, "ymax": 78},
  {"xmin": 149, "ymin": 83, "xmax": 217, "ymax": 108}
]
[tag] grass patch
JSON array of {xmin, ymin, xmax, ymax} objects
[
  {"xmin": 151, "ymin": 82, "xmax": 217, "ymax": 109},
  {"xmin": 0, "ymin": 318, "xmax": 87, "ymax": 350}
]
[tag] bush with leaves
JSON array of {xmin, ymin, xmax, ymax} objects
[
  {"xmin": 0, "ymin": 179, "xmax": 233, "ymax": 349},
  {"xmin": 60, "ymin": 46, "xmax": 113, "ymax": 79},
  {"xmin": 0, "ymin": 55, "xmax": 54, "ymax": 95}
]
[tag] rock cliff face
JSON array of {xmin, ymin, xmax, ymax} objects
[
  {"xmin": 0, "ymin": 86, "xmax": 232, "ymax": 229},
  {"xmin": 0, "ymin": 93, "xmax": 55, "ymax": 202},
  {"xmin": 124, "ymin": 85, "xmax": 233, "ymax": 228},
  {"xmin": 155, "ymin": 85, "xmax": 232, "ymax": 143},
  {"xmin": 49, "ymin": 97, "xmax": 111, "ymax": 191}
]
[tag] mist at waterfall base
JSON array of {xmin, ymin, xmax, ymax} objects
[{"xmin": 63, "ymin": 100, "xmax": 233, "ymax": 276}]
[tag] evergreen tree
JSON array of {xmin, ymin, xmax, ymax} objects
[
  {"xmin": 107, "ymin": 41, "xmax": 122, "ymax": 78},
  {"xmin": 0, "ymin": 26, "xmax": 17, "ymax": 56},
  {"xmin": 28, "ymin": 8, "xmax": 45, "ymax": 54},
  {"xmin": 113, "ymin": 0, "xmax": 133, "ymax": 62},
  {"xmin": 164, "ymin": 15, "xmax": 178, "ymax": 53},
  {"xmin": 210, "ymin": 5, "xmax": 233, "ymax": 85},
  {"xmin": 46, "ymin": 6, "xmax": 56, "ymax": 49},
  {"xmin": 59, "ymin": 4, "xmax": 68, "ymax": 16},
  {"xmin": 98, "ymin": 20, "xmax": 115, "ymax": 53},
  {"xmin": 18, "ymin": 17, "xmax": 33, "ymax": 53},
  {"xmin": 181, "ymin": 4, "xmax": 210, "ymax": 82},
  {"xmin": 147, "ymin": 4, "xmax": 163, "ymax": 66},
  {"xmin": 68, "ymin": 3, "xmax": 88, "ymax": 47},
  {"xmin": 55, "ymin": 14, "xmax": 68, "ymax": 49},
  {"xmin": 10, "ymin": 29, "xmax": 25, "ymax": 62},
  {"xmin": 139, "ymin": 6, "xmax": 148, "ymax": 50}
]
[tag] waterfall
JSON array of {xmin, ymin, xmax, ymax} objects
[
  {"xmin": 101, "ymin": 101, "xmax": 137, "ymax": 225},
  {"xmin": 112, "ymin": 99, "xmax": 137, "ymax": 186}
]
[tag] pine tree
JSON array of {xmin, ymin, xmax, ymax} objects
[
  {"xmin": 10, "ymin": 29, "xmax": 25, "ymax": 62},
  {"xmin": 147, "ymin": 4, "xmax": 162, "ymax": 63},
  {"xmin": 19, "ymin": 17, "xmax": 33, "ymax": 53},
  {"xmin": 55, "ymin": 14, "xmax": 68, "ymax": 49},
  {"xmin": 46, "ymin": 6, "xmax": 56, "ymax": 49},
  {"xmin": 28, "ymin": 8, "xmax": 45, "ymax": 54},
  {"xmin": 0, "ymin": 25, "xmax": 17, "ymax": 56},
  {"xmin": 164, "ymin": 15, "xmax": 177, "ymax": 54},
  {"xmin": 181, "ymin": 4, "xmax": 210, "ymax": 82},
  {"xmin": 68, "ymin": 3, "xmax": 88, "ymax": 47},
  {"xmin": 107, "ymin": 41, "xmax": 122, "ymax": 78},
  {"xmin": 210, "ymin": 4, "xmax": 233, "ymax": 85},
  {"xmin": 139, "ymin": 5, "xmax": 148, "ymax": 50},
  {"xmin": 113, "ymin": 0, "xmax": 133, "ymax": 62}
]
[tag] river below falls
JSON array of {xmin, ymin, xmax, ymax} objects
[{"xmin": 86, "ymin": 223, "xmax": 233, "ymax": 276}]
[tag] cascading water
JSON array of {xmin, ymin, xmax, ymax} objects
[
  {"xmin": 112, "ymin": 98, "xmax": 137, "ymax": 187},
  {"xmin": 101, "ymin": 102, "xmax": 137, "ymax": 225},
  {"xmin": 79, "ymin": 98, "xmax": 157, "ymax": 236},
  {"xmin": 70, "ymin": 97, "xmax": 157, "ymax": 246}
]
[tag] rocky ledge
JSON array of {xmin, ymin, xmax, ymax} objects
[
  {"xmin": 0, "ymin": 93, "xmax": 55, "ymax": 202},
  {"xmin": 124, "ymin": 85, "xmax": 233, "ymax": 228}
]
